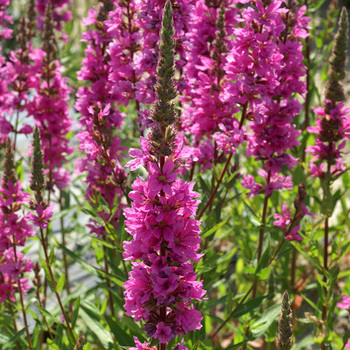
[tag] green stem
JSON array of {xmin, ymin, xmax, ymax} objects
[
  {"xmin": 8, "ymin": 302, "xmax": 21, "ymax": 350},
  {"xmin": 321, "ymin": 217, "xmax": 329, "ymax": 350},
  {"xmin": 39, "ymin": 228, "xmax": 76, "ymax": 343},
  {"xmin": 59, "ymin": 191, "xmax": 73, "ymax": 314},
  {"xmin": 12, "ymin": 238, "xmax": 33, "ymax": 349}
]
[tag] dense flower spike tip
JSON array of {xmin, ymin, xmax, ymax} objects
[
  {"xmin": 325, "ymin": 7, "xmax": 349, "ymax": 109},
  {"xmin": 123, "ymin": 1, "xmax": 205, "ymax": 346},
  {"xmin": 149, "ymin": 1, "xmax": 178, "ymax": 157},
  {"xmin": 30, "ymin": 127, "xmax": 45, "ymax": 195},
  {"xmin": 2, "ymin": 139, "xmax": 17, "ymax": 186},
  {"xmin": 276, "ymin": 291, "xmax": 293, "ymax": 350}
]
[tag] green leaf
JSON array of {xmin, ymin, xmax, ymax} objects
[
  {"xmin": 55, "ymin": 325, "xmax": 64, "ymax": 349},
  {"xmin": 251, "ymin": 304, "xmax": 280, "ymax": 338},
  {"xmin": 234, "ymin": 296, "xmax": 267, "ymax": 318},
  {"xmin": 90, "ymin": 236, "xmax": 115, "ymax": 249},
  {"xmin": 201, "ymin": 218, "xmax": 229, "ymax": 238},
  {"xmin": 2, "ymin": 328, "xmax": 26, "ymax": 350},
  {"xmin": 106, "ymin": 316, "xmax": 134, "ymax": 346},
  {"xmin": 292, "ymin": 242, "xmax": 322, "ymax": 273},
  {"xmin": 116, "ymin": 211, "xmax": 125, "ymax": 240},
  {"xmin": 36, "ymin": 306, "xmax": 61, "ymax": 325},
  {"xmin": 108, "ymin": 194, "xmax": 120, "ymax": 223},
  {"xmin": 72, "ymin": 296, "xmax": 81, "ymax": 328},
  {"xmin": 49, "ymin": 247, "xmax": 55, "ymax": 265},
  {"xmin": 56, "ymin": 274, "xmax": 65, "ymax": 293},
  {"xmin": 256, "ymin": 267, "xmax": 271, "ymax": 281},
  {"xmin": 190, "ymin": 337, "xmax": 202, "ymax": 350},
  {"xmin": 80, "ymin": 304, "xmax": 113, "ymax": 348},
  {"xmin": 255, "ymin": 246, "xmax": 270, "ymax": 274},
  {"xmin": 243, "ymin": 201, "xmax": 261, "ymax": 227},
  {"xmin": 51, "ymin": 207, "xmax": 74, "ymax": 221},
  {"xmin": 59, "ymin": 244, "xmax": 97, "ymax": 276}
]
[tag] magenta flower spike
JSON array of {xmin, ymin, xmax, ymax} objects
[
  {"xmin": 26, "ymin": 3, "xmax": 73, "ymax": 191},
  {"xmin": 180, "ymin": 0, "xmax": 241, "ymax": 169},
  {"xmin": 232, "ymin": 0, "xmax": 311, "ymax": 200},
  {"xmin": 124, "ymin": 2, "xmax": 205, "ymax": 347},
  {"xmin": 306, "ymin": 7, "xmax": 349, "ymax": 216},
  {"xmin": 76, "ymin": 1, "xmax": 127, "ymax": 237},
  {"xmin": 0, "ymin": 140, "xmax": 34, "ymax": 304}
]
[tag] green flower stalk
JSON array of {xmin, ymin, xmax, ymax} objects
[
  {"xmin": 325, "ymin": 7, "xmax": 349, "ymax": 112},
  {"xmin": 276, "ymin": 291, "xmax": 293, "ymax": 350},
  {"xmin": 2, "ymin": 139, "xmax": 17, "ymax": 188},
  {"xmin": 149, "ymin": 1, "xmax": 177, "ymax": 159},
  {"xmin": 29, "ymin": 127, "xmax": 46, "ymax": 208}
]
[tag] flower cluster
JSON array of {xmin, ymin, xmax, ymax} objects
[
  {"xmin": 180, "ymin": 0, "xmax": 241, "ymax": 168},
  {"xmin": 106, "ymin": 0, "xmax": 194, "ymax": 130},
  {"xmin": 27, "ymin": 3, "xmax": 73, "ymax": 191},
  {"xmin": 307, "ymin": 102, "xmax": 350, "ymax": 178},
  {"xmin": 106, "ymin": 1, "xmax": 143, "ymax": 109},
  {"xmin": 0, "ymin": 140, "xmax": 35, "ymax": 303},
  {"xmin": 306, "ymin": 8, "xmax": 349, "ymax": 180},
  {"xmin": 76, "ymin": 2, "xmax": 126, "ymax": 237},
  {"xmin": 232, "ymin": 0, "xmax": 310, "ymax": 199},
  {"xmin": 123, "ymin": 3, "xmax": 204, "ymax": 346},
  {"xmin": 306, "ymin": 7, "xmax": 349, "ymax": 217},
  {"xmin": 35, "ymin": 0, "xmax": 72, "ymax": 40},
  {"xmin": 0, "ymin": 0, "xmax": 12, "ymax": 40},
  {"xmin": 0, "ymin": 1, "xmax": 37, "ymax": 145}
]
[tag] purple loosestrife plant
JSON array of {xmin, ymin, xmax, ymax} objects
[
  {"xmin": 181, "ymin": 0, "xmax": 242, "ymax": 170},
  {"xmin": 235, "ymin": 0, "xmax": 310, "ymax": 201},
  {"xmin": 0, "ymin": 0, "xmax": 12, "ymax": 40},
  {"xmin": 0, "ymin": 139, "xmax": 34, "ymax": 348},
  {"xmin": 124, "ymin": 2, "xmax": 205, "ymax": 348},
  {"xmin": 0, "ymin": 1, "xmax": 37, "ymax": 149},
  {"xmin": 0, "ymin": 1, "xmax": 35, "ymax": 145},
  {"xmin": 0, "ymin": 0, "xmax": 12, "ymax": 135},
  {"xmin": 306, "ymin": 8, "xmax": 349, "ymax": 348},
  {"xmin": 108, "ymin": 0, "xmax": 194, "ymax": 131},
  {"xmin": 307, "ymin": 8, "xmax": 350, "ymax": 194},
  {"xmin": 35, "ymin": 0, "xmax": 72, "ymax": 41},
  {"xmin": 137, "ymin": 0, "xmax": 194, "ymax": 130},
  {"xmin": 227, "ymin": 0, "xmax": 312, "ymax": 247},
  {"xmin": 27, "ymin": 3, "xmax": 73, "ymax": 191},
  {"xmin": 0, "ymin": 140, "xmax": 35, "ymax": 304},
  {"xmin": 76, "ymin": 1, "xmax": 127, "ymax": 238},
  {"xmin": 105, "ymin": 0, "xmax": 143, "ymax": 126}
]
